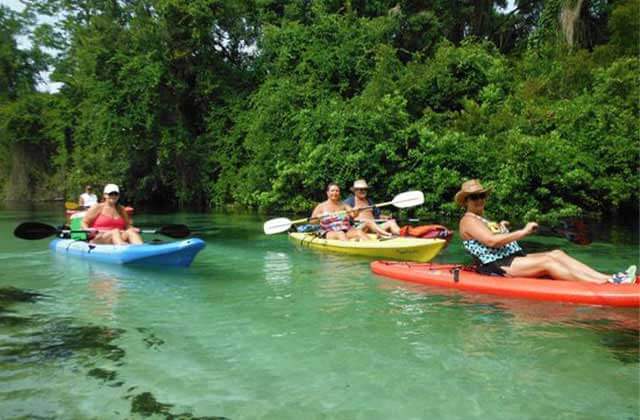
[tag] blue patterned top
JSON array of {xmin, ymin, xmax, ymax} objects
[{"xmin": 462, "ymin": 214, "xmax": 523, "ymax": 264}]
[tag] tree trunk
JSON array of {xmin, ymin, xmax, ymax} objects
[
  {"xmin": 560, "ymin": 0, "xmax": 585, "ymax": 47},
  {"xmin": 6, "ymin": 143, "xmax": 30, "ymax": 200}
]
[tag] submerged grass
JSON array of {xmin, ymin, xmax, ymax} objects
[
  {"xmin": 127, "ymin": 390, "xmax": 230, "ymax": 419},
  {"xmin": 0, "ymin": 286, "xmax": 230, "ymax": 419},
  {"xmin": 0, "ymin": 286, "xmax": 44, "ymax": 327}
]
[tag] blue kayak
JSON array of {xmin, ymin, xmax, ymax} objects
[{"xmin": 49, "ymin": 238, "xmax": 206, "ymax": 267}]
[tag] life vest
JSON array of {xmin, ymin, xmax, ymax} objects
[{"xmin": 399, "ymin": 224, "xmax": 453, "ymax": 242}]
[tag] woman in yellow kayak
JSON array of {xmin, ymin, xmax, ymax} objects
[
  {"xmin": 456, "ymin": 179, "xmax": 636, "ymax": 284},
  {"xmin": 312, "ymin": 183, "xmax": 387, "ymax": 241}
]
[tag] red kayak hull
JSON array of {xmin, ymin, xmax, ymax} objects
[{"xmin": 371, "ymin": 261, "xmax": 640, "ymax": 307}]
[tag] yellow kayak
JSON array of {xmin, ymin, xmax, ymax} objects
[{"xmin": 289, "ymin": 232, "xmax": 446, "ymax": 262}]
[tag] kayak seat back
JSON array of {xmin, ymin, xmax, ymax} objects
[{"xmin": 70, "ymin": 212, "xmax": 88, "ymax": 241}]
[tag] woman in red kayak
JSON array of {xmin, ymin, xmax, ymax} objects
[
  {"xmin": 81, "ymin": 184, "xmax": 143, "ymax": 245},
  {"xmin": 311, "ymin": 183, "xmax": 382, "ymax": 241},
  {"xmin": 456, "ymin": 179, "xmax": 636, "ymax": 284}
]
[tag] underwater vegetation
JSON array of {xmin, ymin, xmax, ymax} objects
[
  {"xmin": 127, "ymin": 391, "xmax": 229, "ymax": 419},
  {"xmin": 0, "ymin": 286, "xmax": 230, "ymax": 418}
]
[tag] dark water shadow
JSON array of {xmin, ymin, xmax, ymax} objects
[
  {"xmin": 0, "ymin": 286, "xmax": 230, "ymax": 419},
  {"xmin": 125, "ymin": 390, "xmax": 230, "ymax": 419},
  {"xmin": 0, "ymin": 287, "xmax": 44, "ymax": 327}
]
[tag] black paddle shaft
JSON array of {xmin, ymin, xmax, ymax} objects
[{"xmin": 14, "ymin": 222, "xmax": 191, "ymax": 240}]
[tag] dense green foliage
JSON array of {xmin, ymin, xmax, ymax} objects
[{"xmin": 0, "ymin": 0, "xmax": 638, "ymax": 222}]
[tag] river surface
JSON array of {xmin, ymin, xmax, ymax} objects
[{"xmin": 1, "ymin": 207, "xmax": 638, "ymax": 419}]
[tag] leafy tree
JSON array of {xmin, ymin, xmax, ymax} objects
[{"xmin": 0, "ymin": 0, "xmax": 636, "ymax": 223}]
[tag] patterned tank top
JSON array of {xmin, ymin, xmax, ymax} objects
[
  {"xmin": 319, "ymin": 213, "xmax": 352, "ymax": 234},
  {"xmin": 462, "ymin": 213, "xmax": 523, "ymax": 264}
]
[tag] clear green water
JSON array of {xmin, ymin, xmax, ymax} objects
[{"xmin": 1, "ymin": 207, "xmax": 638, "ymax": 419}]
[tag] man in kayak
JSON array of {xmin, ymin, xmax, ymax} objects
[
  {"xmin": 456, "ymin": 179, "xmax": 636, "ymax": 284},
  {"xmin": 81, "ymin": 184, "xmax": 143, "ymax": 245},
  {"xmin": 78, "ymin": 185, "xmax": 98, "ymax": 209},
  {"xmin": 344, "ymin": 179, "xmax": 400, "ymax": 237},
  {"xmin": 311, "ymin": 182, "xmax": 383, "ymax": 241}
]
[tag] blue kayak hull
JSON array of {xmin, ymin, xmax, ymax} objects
[{"xmin": 49, "ymin": 238, "xmax": 206, "ymax": 267}]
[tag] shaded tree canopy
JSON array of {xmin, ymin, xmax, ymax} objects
[{"xmin": 1, "ymin": 0, "xmax": 638, "ymax": 222}]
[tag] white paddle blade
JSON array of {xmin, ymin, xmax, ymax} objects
[
  {"xmin": 391, "ymin": 190, "xmax": 424, "ymax": 208},
  {"xmin": 263, "ymin": 217, "xmax": 293, "ymax": 235}
]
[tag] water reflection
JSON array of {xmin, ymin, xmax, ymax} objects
[
  {"xmin": 87, "ymin": 270, "xmax": 122, "ymax": 321},
  {"xmin": 378, "ymin": 279, "xmax": 639, "ymax": 364},
  {"xmin": 312, "ymin": 255, "xmax": 369, "ymax": 308},
  {"xmin": 263, "ymin": 251, "xmax": 292, "ymax": 286}
]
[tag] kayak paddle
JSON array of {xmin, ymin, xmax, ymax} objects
[
  {"xmin": 263, "ymin": 190, "xmax": 425, "ymax": 235},
  {"xmin": 13, "ymin": 222, "xmax": 191, "ymax": 240}
]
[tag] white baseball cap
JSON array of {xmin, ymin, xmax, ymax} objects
[{"xmin": 103, "ymin": 184, "xmax": 120, "ymax": 194}]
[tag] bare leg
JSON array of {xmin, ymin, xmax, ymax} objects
[
  {"xmin": 326, "ymin": 231, "xmax": 348, "ymax": 241},
  {"xmin": 91, "ymin": 232, "xmax": 113, "ymax": 244},
  {"xmin": 359, "ymin": 220, "xmax": 392, "ymax": 238},
  {"xmin": 380, "ymin": 219, "xmax": 401, "ymax": 235},
  {"xmin": 122, "ymin": 228, "xmax": 143, "ymax": 244},
  {"xmin": 547, "ymin": 250, "xmax": 609, "ymax": 280},
  {"xmin": 92, "ymin": 229, "xmax": 125, "ymax": 245},
  {"xmin": 504, "ymin": 252, "xmax": 608, "ymax": 283},
  {"xmin": 110, "ymin": 229, "xmax": 126, "ymax": 245},
  {"xmin": 347, "ymin": 228, "xmax": 371, "ymax": 241}
]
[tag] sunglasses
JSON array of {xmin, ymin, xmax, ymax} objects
[
  {"xmin": 354, "ymin": 188, "xmax": 368, "ymax": 192},
  {"xmin": 468, "ymin": 192, "xmax": 487, "ymax": 201},
  {"xmin": 107, "ymin": 192, "xmax": 119, "ymax": 197}
]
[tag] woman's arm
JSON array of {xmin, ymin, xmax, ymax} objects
[
  {"xmin": 461, "ymin": 216, "xmax": 536, "ymax": 248},
  {"xmin": 311, "ymin": 203, "xmax": 324, "ymax": 223},
  {"xmin": 343, "ymin": 203, "xmax": 359, "ymax": 218},
  {"xmin": 81, "ymin": 204, "xmax": 101, "ymax": 229},
  {"xmin": 119, "ymin": 205, "xmax": 131, "ymax": 228}
]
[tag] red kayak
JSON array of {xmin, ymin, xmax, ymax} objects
[{"xmin": 371, "ymin": 261, "xmax": 640, "ymax": 307}]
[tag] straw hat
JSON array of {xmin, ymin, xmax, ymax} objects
[
  {"xmin": 454, "ymin": 179, "xmax": 492, "ymax": 206},
  {"xmin": 350, "ymin": 179, "xmax": 369, "ymax": 191}
]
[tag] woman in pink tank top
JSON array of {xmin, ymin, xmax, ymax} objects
[{"xmin": 81, "ymin": 184, "xmax": 143, "ymax": 245}]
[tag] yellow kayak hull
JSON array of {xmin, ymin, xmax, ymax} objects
[{"xmin": 289, "ymin": 233, "xmax": 446, "ymax": 262}]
